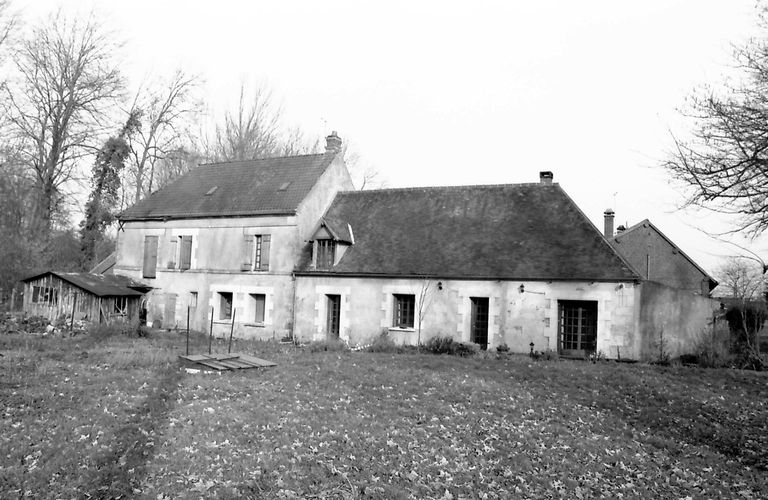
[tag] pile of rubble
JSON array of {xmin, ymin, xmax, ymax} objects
[{"xmin": 0, "ymin": 313, "xmax": 88, "ymax": 336}]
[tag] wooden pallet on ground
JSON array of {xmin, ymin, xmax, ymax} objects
[{"xmin": 179, "ymin": 353, "xmax": 277, "ymax": 371}]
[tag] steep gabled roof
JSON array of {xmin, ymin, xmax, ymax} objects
[
  {"xmin": 119, "ymin": 152, "xmax": 336, "ymax": 221},
  {"xmin": 298, "ymin": 183, "xmax": 640, "ymax": 281},
  {"xmin": 21, "ymin": 272, "xmax": 150, "ymax": 297},
  {"xmin": 613, "ymin": 219, "xmax": 718, "ymax": 289}
]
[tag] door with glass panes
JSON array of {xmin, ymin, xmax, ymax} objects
[{"xmin": 557, "ymin": 300, "xmax": 597, "ymax": 357}]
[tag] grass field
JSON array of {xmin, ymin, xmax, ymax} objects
[{"xmin": 1, "ymin": 329, "xmax": 767, "ymax": 499}]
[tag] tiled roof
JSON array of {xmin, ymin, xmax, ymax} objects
[
  {"xmin": 119, "ymin": 153, "xmax": 336, "ymax": 220},
  {"xmin": 299, "ymin": 183, "xmax": 640, "ymax": 281},
  {"xmin": 22, "ymin": 272, "xmax": 149, "ymax": 297}
]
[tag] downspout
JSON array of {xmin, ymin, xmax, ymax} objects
[{"xmin": 291, "ymin": 272, "xmax": 298, "ymax": 346}]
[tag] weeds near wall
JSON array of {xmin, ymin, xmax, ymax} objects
[
  {"xmin": 652, "ymin": 328, "xmax": 671, "ymax": 366},
  {"xmin": 424, "ymin": 336, "xmax": 478, "ymax": 356}
]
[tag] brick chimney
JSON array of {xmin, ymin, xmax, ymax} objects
[
  {"xmin": 604, "ymin": 208, "xmax": 615, "ymax": 238},
  {"xmin": 325, "ymin": 131, "xmax": 342, "ymax": 154},
  {"xmin": 539, "ymin": 171, "xmax": 553, "ymax": 184}
]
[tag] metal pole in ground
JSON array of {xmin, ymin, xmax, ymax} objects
[
  {"xmin": 186, "ymin": 305, "xmax": 190, "ymax": 355},
  {"xmin": 228, "ymin": 308, "xmax": 236, "ymax": 354},
  {"xmin": 208, "ymin": 306, "xmax": 214, "ymax": 355}
]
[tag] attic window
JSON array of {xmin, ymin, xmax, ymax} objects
[
  {"xmin": 278, "ymin": 182, "xmax": 291, "ymax": 191},
  {"xmin": 205, "ymin": 186, "xmax": 218, "ymax": 196}
]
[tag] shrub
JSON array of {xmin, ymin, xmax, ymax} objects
[
  {"xmin": 424, "ymin": 336, "xmax": 478, "ymax": 357},
  {"xmin": 365, "ymin": 332, "xmax": 402, "ymax": 353},
  {"xmin": 88, "ymin": 319, "xmax": 149, "ymax": 340},
  {"xmin": 693, "ymin": 322, "xmax": 732, "ymax": 368},
  {"xmin": 496, "ymin": 343, "xmax": 510, "ymax": 353}
]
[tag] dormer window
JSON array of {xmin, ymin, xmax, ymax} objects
[{"xmin": 316, "ymin": 240, "xmax": 336, "ymax": 270}]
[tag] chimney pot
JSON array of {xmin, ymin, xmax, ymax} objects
[
  {"xmin": 539, "ymin": 171, "xmax": 553, "ymax": 184},
  {"xmin": 604, "ymin": 208, "xmax": 615, "ymax": 238},
  {"xmin": 325, "ymin": 131, "xmax": 342, "ymax": 154}
]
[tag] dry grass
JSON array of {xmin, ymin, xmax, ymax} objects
[{"xmin": 1, "ymin": 330, "xmax": 767, "ymax": 499}]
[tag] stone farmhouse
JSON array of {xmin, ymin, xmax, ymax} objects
[{"xmin": 111, "ymin": 133, "xmax": 719, "ymax": 360}]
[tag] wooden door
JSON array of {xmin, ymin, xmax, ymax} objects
[
  {"xmin": 326, "ymin": 294, "xmax": 341, "ymax": 338},
  {"xmin": 470, "ymin": 297, "xmax": 489, "ymax": 349},
  {"xmin": 164, "ymin": 294, "xmax": 177, "ymax": 329},
  {"xmin": 558, "ymin": 300, "xmax": 598, "ymax": 357}
]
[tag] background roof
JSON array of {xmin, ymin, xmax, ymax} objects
[
  {"xmin": 119, "ymin": 153, "xmax": 335, "ymax": 220},
  {"xmin": 301, "ymin": 183, "xmax": 640, "ymax": 281},
  {"xmin": 22, "ymin": 272, "xmax": 149, "ymax": 297}
]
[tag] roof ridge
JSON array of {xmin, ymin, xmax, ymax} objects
[
  {"xmin": 199, "ymin": 151, "xmax": 330, "ymax": 167},
  {"xmin": 338, "ymin": 182, "xmax": 559, "ymax": 196}
]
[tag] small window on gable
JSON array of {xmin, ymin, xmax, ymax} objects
[
  {"xmin": 316, "ymin": 240, "xmax": 336, "ymax": 270},
  {"xmin": 219, "ymin": 292, "xmax": 233, "ymax": 320},
  {"xmin": 393, "ymin": 294, "xmax": 415, "ymax": 329}
]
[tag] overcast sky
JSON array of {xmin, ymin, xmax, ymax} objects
[{"xmin": 17, "ymin": 0, "xmax": 767, "ymax": 275}]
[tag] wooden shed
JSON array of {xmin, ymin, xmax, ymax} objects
[{"xmin": 21, "ymin": 272, "xmax": 151, "ymax": 324}]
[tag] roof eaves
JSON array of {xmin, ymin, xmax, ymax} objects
[
  {"xmin": 120, "ymin": 209, "xmax": 298, "ymax": 222},
  {"xmin": 294, "ymin": 270, "xmax": 641, "ymax": 282}
]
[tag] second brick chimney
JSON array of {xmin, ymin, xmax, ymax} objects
[
  {"xmin": 604, "ymin": 209, "xmax": 615, "ymax": 238},
  {"xmin": 325, "ymin": 131, "xmax": 342, "ymax": 154},
  {"xmin": 539, "ymin": 171, "xmax": 553, "ymax": 184}
]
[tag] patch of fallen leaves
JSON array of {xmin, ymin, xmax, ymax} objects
[{"xmin": 2, "ymin": 333, "xmax": 767, "ymax": 499}]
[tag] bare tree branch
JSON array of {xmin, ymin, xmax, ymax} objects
[{"xmin": 1, "ymin": 12, "xmax": 124, "ymax": 234}]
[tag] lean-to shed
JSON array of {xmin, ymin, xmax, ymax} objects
[{"xmin": 21, "ymin": 272, "xmax": 151, "ymax": 323}]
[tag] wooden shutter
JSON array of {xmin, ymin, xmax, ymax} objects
[
  {"xmin": 167, "ymin": 238, "xmax": 177, "ymax": 268},
  {"xmin": 254, "ymin": 294, "xmax": 265, "ymax": 323},
  {"xmin": 260, "ymin": 234, "xmax": 271, "ymax": 271},
  {"xmin": 143, "ymin": 236, "xmax": 158, "ymax": 278},
  {"xmin": 179, "ymin": 236, "xmax": 192, "ymax": 270},
  {"xmin": 242, "ymin": 235, "xmax": 254, "ymax": 271}
]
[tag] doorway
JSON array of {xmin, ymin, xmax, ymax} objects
[
  {"xmin": 470, "ymin": 297, "xmax": 489, "ymax": 349},
  {"xmin": 326, "ymin": 294, "xmax": 341, "ymax": 338},
  {"xmin": 558, "ymin": 300, "xmax": 598, "ymax": 357}
]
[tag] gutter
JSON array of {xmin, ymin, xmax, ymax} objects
[{"xmin": 293, "ymin": 271, "xmax": 642, "ymax": 284}]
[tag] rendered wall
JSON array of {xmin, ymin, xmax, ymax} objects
[
  {"xmin": 294, "ymin": 276, "xmax": 641, "ymax": 358},
  {"xmin": 612, "ymin": 224, "xmax": 710, "ymax": 294},
  {"xmin": 113, "ymin": 157, "xmax": 351, "ymax": 337},
  {"xmin": 637, "ymin": 281, "xmax": 720, "ymax": 361}
]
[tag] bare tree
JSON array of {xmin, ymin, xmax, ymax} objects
[
  {"xmin": 341, "ymin": 140, "xmax": 387, "ymax": 190},
  {"xmin": 210, "ymin": 83, "xmax": 282, "ymax": 161},
  {"xmin": 125, "ymin": 69, "xmax": 201, "ymax": 203},
  {"xmin": 717, "ymin": 257, "xmax": 765, "ymax": 300},
  {"xmin": 0, "ymin": 0, "xmax": 17, "ymax": 58},
  {"xmin": 716, "ymin": 257, "xmax": 766, "ymax": 366},
  {"xmin": 416, "ymin": 279, "xmax": 436, "ymax": 348},
  {"xmin": 664, "ymin": 10, "xmax": 768, "ymax": 237},
  {"xmin": 206, "ymin": 82, "xmax": 317, "ymax": 162},
  {"xmin": 1, "ymin": 13, "xmax": 124, "ymax": 234}
]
